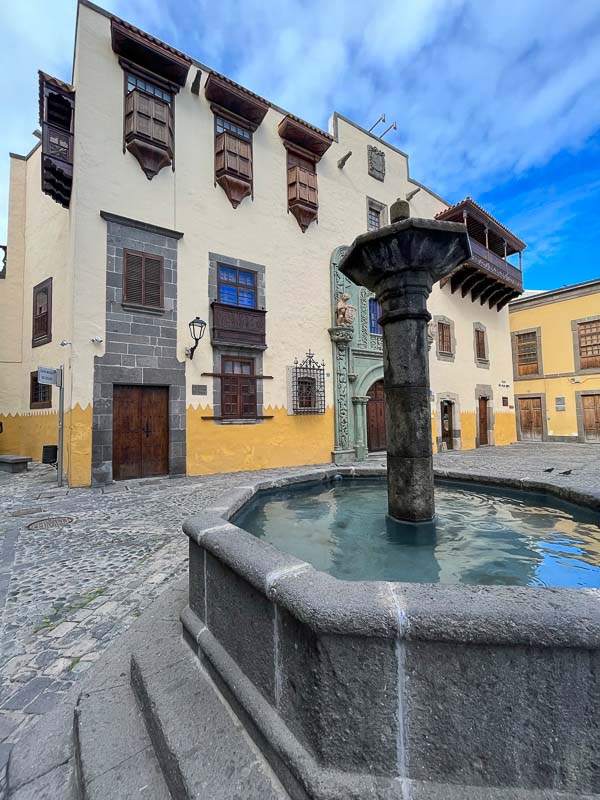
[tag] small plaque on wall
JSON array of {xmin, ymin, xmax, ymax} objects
[
  {"xmin": 368, "ymin": 145, "xmax": 385, "ymax": 181},
  {"xmin": 192, "ymin": 384, "xmax": 208, "ymax": 396}
]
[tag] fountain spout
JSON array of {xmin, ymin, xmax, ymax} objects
[{"xmin": 339, "ymin": 217, "xmax": 471, "ymax": 522}]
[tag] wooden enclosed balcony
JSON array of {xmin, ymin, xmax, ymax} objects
[
  {"xmin": 436, "ymin": 197, "xmax": 526, "ymax": 311},
  {"xmin": 211, "ymin": 302, "xmax": 266, "ymax": 349},
  {"xmin": 39, "ymin": 72, "xmax": 75, "ymax": 208}
]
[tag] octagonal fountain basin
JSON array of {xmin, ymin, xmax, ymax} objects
[
  {"xmin": 233, "ymin": 478, "xmax": 600, "ymax": 588},
  {"xmin": 182, "ymin": 467, "xmax": 600, "ymax": 800}
]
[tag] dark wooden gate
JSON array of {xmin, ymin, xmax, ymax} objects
[
  {"xmin": 582, "ymin": 394, "xmax": 600, "ymax": 442},
  {"xmin": 478, "ymin": 396, "xmax": 489, "ymax": 446},
  {"xmin": 367, "ymin": 380, "xmax": 386, "ymax": 452},
  {"xmin": 113, "ymin": 385, "xmax": 169, "ymax": 480},
  {"xmin": 518, "ymin": 397, "xmax": 543, "ymax": 441},
  {"xmin": 440, "ymin": 400, "xmax": 454, "ymax": 450}
]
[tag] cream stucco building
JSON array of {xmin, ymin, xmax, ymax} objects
[{"xmin": 0, "ymin": 1, "xmax": 525, "ymax": 486}]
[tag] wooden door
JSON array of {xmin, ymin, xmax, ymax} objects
[
  {"xmin": 441, "ymin": 401, "xmax": 454, "ymax": 450},
  {"xmin": 367, "ymin": 380, "xmax": 386, "ymax": 452},
  {"xmin": 582, "ymin": 395, "xmax": 600, "ymax": 442},
  {"xmin": 518, "ymin": 397, "xmax": 543, "ymax": 441},
  {"xmin": 478, "ymin": 397, "xmax": 489, "ymax": 446},
  {"xmin": 113, "ymin": 385, "xmax": 169, "ymax": 480}
]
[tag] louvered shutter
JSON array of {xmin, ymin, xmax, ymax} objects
[
  {"xmin": 124, "ymin": 252, "xmax": 144, "ymax": 305},
  {"xmin": 143, "ymin": 256, "xmax": 162, "ymax": 308}
]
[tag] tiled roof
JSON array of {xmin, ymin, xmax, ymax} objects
[
  {"xmin": 38, "ymin": 71, "xmax": 74, "ymax": 126},
  {"xmin": 111, "ymin": 16, "xmax": 191, "ymax": 63},
  {"xmin": 436, "ymin": 196, "xmax": 526, "ymax": 250}
]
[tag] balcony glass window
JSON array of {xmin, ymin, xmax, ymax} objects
[
  {"xmin": 369, "ymin": 298, "xmax": 382, "ymax": 335},
  {"xmin": 218, "ymin": 266, "xmax": 256, "ymax": 308},
  {"xmin": 215, "ymin": 116, "xmax": 251, "ymax": 140},
  {"xmin": 127, "ymin": 74, "xmax": 171, "ymax": 103}
]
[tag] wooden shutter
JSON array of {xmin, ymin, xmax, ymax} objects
[
  {"xmin": 32, "ymin": 278, "xmax": 52, "ymax": 346},
  {"xmin": 288, "ymin": 166, "xmax": 318, "ymax": 207},
  {"xmin": 221, "ymin": 358, "xmax": 257, "ymax": 419},
  {"xmin": 438, "ymin": 322, "xmax": 452, "ymax": 354},
  {"xmin": 143, "ymin": 256, "xmax": 162, "ymax": 307},
  {"xmin": 578, "ymin": 321, "xmax": 600, "ymax": 370},
  {"xmin": 216, "ymin": 132, "xmax": 252, "ymax": 180},
  {"xmin": 123, "ymin": 251, "xmax": 163, "ymax": 308},
  {"xmin": 126, "ymin": 89, "xmax": 173, "ymax": 153},
  {"xmin": 475, "ymin": 329, "xmax": 486, "ymax": 360},
  {"xmin": 516, "ymin": 332, "xmax": 539, "ymax": 375}
]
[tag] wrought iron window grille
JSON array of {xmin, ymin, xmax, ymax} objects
[{"xmin": 292, "ymin": 351, "xmax": 326, "ymax": 414}]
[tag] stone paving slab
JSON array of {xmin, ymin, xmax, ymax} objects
[{"xmin": 0, "ymin": 443, "xmax": 599, "ymax": 763}]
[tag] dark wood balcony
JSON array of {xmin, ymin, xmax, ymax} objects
[
  {"xmin": 211, "ymin": 302, "xmax": 266, "ymax": 349},
  {"xmin": 436, "ymin": 197, "xmax": 526, "ymax": 311},
  {"xmin": 39, "ymin": 72, "xmax": 75, "ymax": 208}
]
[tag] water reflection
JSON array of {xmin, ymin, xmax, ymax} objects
[{"xmin": 233, "ymin": 479, "xmax": 600, "ymax": 588}]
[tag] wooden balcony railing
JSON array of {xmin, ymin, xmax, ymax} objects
[
  {"xmin": 211, "ymin": 302, "xmax": 266, "ymax": 348},
  {"xmin": 469, "ymin": 238, "xmax": 522, "ymax": 291}
]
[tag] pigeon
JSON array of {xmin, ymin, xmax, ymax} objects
[
  {"xmin": 543, "ymin": 468, "xmax": 554, "ymax": 473},
  {"xmin": 560, "ymin": 470, "xmax": 572, "ymax": 475}
]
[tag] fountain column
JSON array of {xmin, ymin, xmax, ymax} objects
[{"xmin": 339, "ymin": 202, "xmax": 471, "ymax": 522}]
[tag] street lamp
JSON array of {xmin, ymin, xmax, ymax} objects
[{"xmin": 186, "ymin": 317, "xmax": 206, "ymax": 360}]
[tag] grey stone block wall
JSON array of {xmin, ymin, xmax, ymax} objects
[{"xmin": 92, "ymin": 215, "xmax": 186, "ymax": 485}]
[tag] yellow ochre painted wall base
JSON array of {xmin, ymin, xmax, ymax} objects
[
  {"xmin": 1, "ymin": 404, "xmax": 516, "ymax": 486},
  {"xmin": 187, "ymin": 405, "xmax": 335, "ymax": 476},
  {"xmin": 0, "ymin": 405, "xmax": 92, "ymax": 488}
]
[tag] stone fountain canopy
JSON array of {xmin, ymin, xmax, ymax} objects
[{"xmin": 338, "ymin": 216, "xmax": 472, "ymax": 297}]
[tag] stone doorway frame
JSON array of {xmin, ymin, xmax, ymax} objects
[
  {"xmin": 436, "ymin": 391, "xmax": 462, "ymax": 451},
  {"xmin": 475, "ymin": 384, "xmax": 495, "ymax": 447}
]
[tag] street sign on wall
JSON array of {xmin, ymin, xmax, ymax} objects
[{"xmin": 37, "ymin": 367, "xmax": 61, "ymax": 386}]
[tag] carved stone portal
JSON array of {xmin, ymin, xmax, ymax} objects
[{"xmin": 367, "ymin": 145, "xmax": 385, "ymax": 182}]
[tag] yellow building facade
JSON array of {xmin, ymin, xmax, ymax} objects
[
  {"xmin": 509, "ymin": 279, "xmax": 600, "ymax": 442},
  {"xmin": 0, "ymin": 1, "xmax": 523, "ymax": 486}
]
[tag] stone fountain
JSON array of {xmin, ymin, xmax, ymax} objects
[
  {"xmin": 338, "ymin": 200, "xmax": 471, "ymax": 522},
  {"xmin": 177, "ymin": 201, "xmax": 599, "ymax": 800}
]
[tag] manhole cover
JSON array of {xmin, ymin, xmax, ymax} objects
[{"xmin": 28, "ymin": 516, "xmax": 75, "ymax": 530}]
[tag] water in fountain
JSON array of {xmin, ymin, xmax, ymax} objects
[{"xmin": 234, "ymin": 479, "xmax": 600, "ymax": 588}]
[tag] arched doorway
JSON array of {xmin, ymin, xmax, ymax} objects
[{"xmin": 367, "ymin": 380, "xmax": 386, "ymax": 452}]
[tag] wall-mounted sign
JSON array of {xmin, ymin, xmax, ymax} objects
[{"xmin": 38, "ymin": 366, "xmax": 62, "ymax": 386}]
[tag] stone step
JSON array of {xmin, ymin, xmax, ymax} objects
[
  {"xmin": 131, "ymin": 641, "xmax": 289, "ymax": 800},
  {"xmin": 73, "ymin": 682, "xmax": 170, "ymax": 800}
]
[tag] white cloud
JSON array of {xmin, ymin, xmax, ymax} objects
[{"xmin": 1, "ymin": 0, "xmax": 599, "ymax": 282}]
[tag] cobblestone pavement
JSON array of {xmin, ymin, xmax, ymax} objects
[
  {"xmin": 435, "ymin": 441, "xmax": 600, "ymax": 506},
  {"xmin": 1, "ymin": 442, "xmax": 599, "ymax": 753},
  {"xmin": 0, "ymin": 461, "xmax": 319, "ymax": 751}
]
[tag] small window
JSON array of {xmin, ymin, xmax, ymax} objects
[
  {"xmin": 123, "ymin": 250, "xmax": 163, "ymax": 309},
  {"xmin": 217, "ymin": 265, "xmax": 256, "ymax": 308},
  {"xmin": 516, "ymin": 331, "xmax": 539, "ymax": 375},
  {"xmin": 438, "ymin": 322, "xmax": 452, "ymax": 354},
  {"xmin": 30, "ymin": 372, "xmax": 51, "ymax": 410},
  {"xmin": 502, "ymin": 396, "xmax": 509, "ymax": 407},
  {"xmin": 32, "ymin": 278, "xmax": 52, "ymax": 347},
  {"xmin": 127, "ymin": 74, "xmax": 172, "ymax": 103},
  {"xmin": 369, "ymin": 298, "xmax": 382, "ymax": 335},
  {"xmin": 221, "ymin": 357, "xmax": 257, "ymax": 419},
  {"xmin": 292, "ymin": 351, "xmax": 326, "ymax": 414},
  {"xmin": 215, "ymin": 116, "xmax": 251, "ymax": 140},
  {"xmin": 578, "ymin": 320, "xmax": 600, "ymax": 370},
  {"xmin": 475, "ymin": 328, "xmax": 487, "ymax": 360},
  {"xmin": 367, "ymin": 204, "xmax": 381, "ymax": 231}
]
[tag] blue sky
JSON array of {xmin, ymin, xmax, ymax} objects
[{"xmin": 1, "ymin": 0, "xmax": 599, "ymax": 290}]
